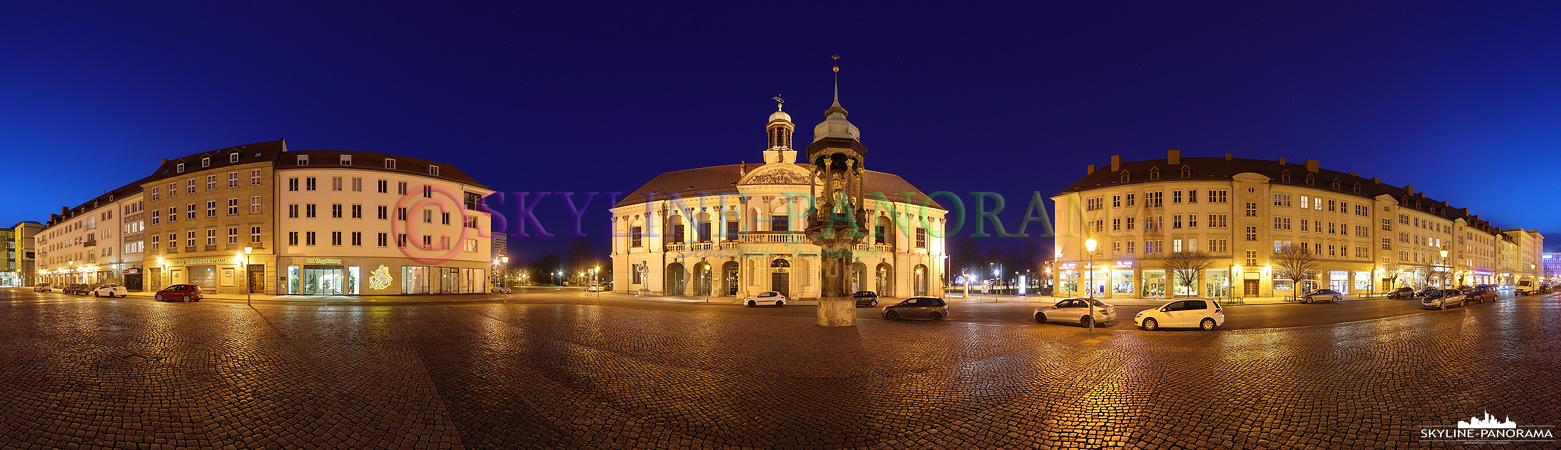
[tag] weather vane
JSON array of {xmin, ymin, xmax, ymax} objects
[
  {"xmin": 832, "ymin": 54, "xmax": 840, "ymax": 73},
  {"xmin": 773, "ymin": 95, "xmax": 784, "ymax": 111}
]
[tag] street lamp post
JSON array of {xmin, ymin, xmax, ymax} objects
[
  {"xmin": 243, "ymin": 247, "xmax": 253, "ymax": 306},
  {"xmin": 1440, "ymin": 249, "xmax": 1449, "ymax": 289},
  {"xmin": 1085, "ymin": 238, "xmax": 1098, "ymax": 333}
]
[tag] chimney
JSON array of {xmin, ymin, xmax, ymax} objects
[
  {"xmin": 1347, "ymin": 172, "xmax": 1357, "ymax": 176},
  {"xmin": 1278, "ymin": 157, "xmax": 1286, "ymax": 165},
  {"xmin": 1405, "ymin": 185, "xmax": 1415, "ymax": 195},
  {"xmin": 1224, "ymin": 153, "xmax": 1231, "ymax": 160},
  {"xmin": 1087, "ymin": 164, "xmax": 1096, "ymax": 175},
  {"xmin": 161, "ymin": 158, "xmax": 168, "ymax": 165},
  {"xmin": 1303, "ymin": 159, "xmax": 1319, "ymax": 173},
  {"xmin": 1111, "ymin": 154, "xmax": 1121, "ymax": 172},
  {"xmin": 1167, "ymin": 149, "xmax": 1181, "ymax": 165},
  {"xmin": 1372, "ymin": 177, "xmax": 1380, "ymax": 184}
]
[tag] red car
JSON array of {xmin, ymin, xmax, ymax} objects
[{"xmin": 154, "ymin": 284, "xmax": 203, "ymax": 302}]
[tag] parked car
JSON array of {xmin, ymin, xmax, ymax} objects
[
  {"xmin": 882, "ymin": 296, "xmax": 949, "ymax": 321},
  {"xmin": 1516, "ymin": 281, "xmax": 1538, "ymax": 296},
  {"xmin": 1135, "ymin": 298, "xmax": 1225, "ymax": 331},
  {"xmin": 1464, "ymin": 286, "xmax": 1497, "ymax": 303},
  {"xmin": 33, "ymin": 283, "xmax": 51, "ymax": 292},
  {"xmin": 743, "ymin": 291, "xmax": 787, "ymax": 307},
  {"xmin": 1385, "ymin": 287, "xmax": 1415, "ymax": 299},
  {"xmin": 1300, "ymin": 288, "xmax": 1343, "ymax": 303},
  {"xmin": 491, "ymin": 284, "xmax": 511, "ymax": 294},
  {"xmin": 62, "ymin": 283, "xmax": 90, "ymax": 295},
  {"xmin": 92, "ymin": 283, "xmax": 128, "ymax": 298},
  {"xmin": 587, "ymin": 284, "xmax": 601, "ymax": 292},
  {"xmin": 1033, "ymin": 298, "xmax": 1115, "ymax": 327},
  {"xmin": 1416, "ymin": 287, "xmax": 1442, "ymax": 298},
  {"xmin": 852, "ymin": 291, "xmax": 879, "ymax": 307},
  {"xmin": 1421, "ymin": 289, "xmax": 1466, "ymax": 310},
  {"xmin": 154, "ymin": 284, "xmax": 203, "ymax": 302}
]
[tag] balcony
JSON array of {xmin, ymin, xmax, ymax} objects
[
  {"xmin": 740, "ymin": 233, "xmax": 805, "ymax": 244},
  {"xmin": 83, "ymin": 239, "xmax": 96, "ymax": 248},
  {"xmin": 690, "ymin": 242, "xmax": 713, "ymax": 251},
  {"xmin": 854, "ymin": 243, "xmax": 893, "ymax": 253},
  {"xmin": 664, "ymin": 243, "xmax": 687, "ymax": 252}
]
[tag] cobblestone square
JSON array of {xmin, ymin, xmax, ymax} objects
[{"xmin": 1, "ymin": 290, "xmax": 1558, "ymax": 449}]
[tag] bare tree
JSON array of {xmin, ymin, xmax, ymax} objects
[
  {"xmin": 1163, "ymin": 251, "xmax": 1214, "ymax": 298},
  {"xmin": 1272, "ymin": 246, "xmax": 1320, "ymax": 298}
]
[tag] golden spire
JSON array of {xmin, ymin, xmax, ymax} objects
[{"xmin": 827, "ymin": 55, "xmax": 847, "ymax": 116}]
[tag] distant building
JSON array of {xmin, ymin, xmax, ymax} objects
[
  {"xmin": 492, "ymin": 231, "xmax": 507, "ymax": 262},
  {"xmin": 1543, "ymin": 252, "xmax": 1561, "ymax": 284},
  {"xmin": 0, "ymin": 221, "xmax": 44, "ymax": 287}
]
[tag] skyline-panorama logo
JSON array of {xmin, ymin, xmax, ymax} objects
[{"xmin": 1420, "ymin": 412, "xmax": 1555, "ymax": 443}]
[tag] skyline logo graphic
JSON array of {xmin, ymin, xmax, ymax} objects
[
  {"xmin": 1420, "ymin": 411, "xmax": 1554, "ymax": 443},
  {"xmin": 1458, "ymin": 411, "xmax": 1517, "ymax": 429}
]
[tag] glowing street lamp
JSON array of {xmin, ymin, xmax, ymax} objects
[
  {"xmin": 1440, "ymin": 249, "xmax": 1450, "ymax": 288},
  {"xmin": 1085, "ymin": 238, "xmax": 1098, "ymax": 333}
]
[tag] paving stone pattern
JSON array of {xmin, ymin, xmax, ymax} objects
[{"xmin": 0, "ymin": 295, "xmax": 1557, "ymax": 449}]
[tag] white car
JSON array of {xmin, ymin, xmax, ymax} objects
[
  {"xmin": 587, "ymin": 284, "xmax": 602, "ymax": 292},
  {"xmin": 1420, "ymin": 289, "xmax": 1466, "ymax": 310},
  {"xmin": 1034, "ymin": 298, "xmax": 1115, "ymax": 327},
  {"xmin": 1134, "ymin": 298, "xmax": 1225, "ymax": 331},
  {"xmin": 744, "ymin": 291, "xmax": 787, "ymax": 307},
  {"xmin": 491, "ymin": 284, "xmax": 511, "ymax": 294},
  {"xmin": 92, "ymin": 283, "xmax": 128, "ymax": 298}
]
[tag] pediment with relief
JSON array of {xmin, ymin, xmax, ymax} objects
[{"xmin": 739, "ymin": 164, "xmax": 815, "ymax": 186}]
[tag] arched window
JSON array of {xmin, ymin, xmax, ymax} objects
[{"xmin": 771, "ymin": 258, "xmax": 790, "ymax": 268}]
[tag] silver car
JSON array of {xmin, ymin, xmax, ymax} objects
[
  {"xmin": 1421, "ymin": 289, "xmax": 1467, "ymax": 310},
  {"xmin": 881, "ymin": 297, "xmax": 949, "ymax": 321},
  {"xmin": 1034, "ymin": 298, "xmax": 1115, "ymax": 327}
]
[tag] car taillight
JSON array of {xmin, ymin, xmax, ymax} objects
[{"xmin": 1214, "ymin": 307, "xmax": 1222, "ymax": 314}]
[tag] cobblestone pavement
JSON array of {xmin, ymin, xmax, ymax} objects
[{"xmin": 1, "ymin": 290, "xmax": 1558, "ymax": 449}]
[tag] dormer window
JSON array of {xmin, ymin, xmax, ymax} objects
[
  {"xmin": 1180, "ymin": 167, "xmax": 1191, "ymax": 178},
  {"xmin": 340, "ymin": 154, "xmax": 352, "ymax": 165},
  {"xmin": 229, "ymin": 153, "xmax": 239, "ymax": 163},
  {"xmin": 176, "ymin": 162, "xmax": 185, "ymax": 173},
  {"xmin": 428, "ymin": 165, "xmax": 440, "ymax": 176},
  {"xmin": 1352, "ymin": 183, "xmax": 1362, "ymax": 194},
  {"xmin": 1280, "ymin": 170, "xmax": 1291, "ymax": 183},
  {"xmin": 1148, "ymin": 168, "xmax": 1160, "ymax": 180},
  {"xmin": 1120, "ymin": 171, "xmax": 1131, "ymax": 182},
  {"xmin": 384, "ymin": 158, "xmax": 397, "ymax": 169},
  {"xmin": 1331, "ymin": 179, "xmax": 1341, "ymax": 190},
  {"xmin": 297, "ymin": 155, "xmax": 309, "ymax": 166},
  {"xmin": 201, "ymin": 157, "xmax": 211, "ymax": 168},
  {"xmin": 1305, "ymin": 175, "xmax": 1315, "ymax": 186}
]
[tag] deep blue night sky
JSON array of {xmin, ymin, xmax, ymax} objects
[{"xmin": 4, "ymin": 1, "xmax": 1559, "ymax": 261}]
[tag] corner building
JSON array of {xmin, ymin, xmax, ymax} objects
[
  {"xmin": 42, "ymin": 139, "xmax": 494, "ymax": 296},
  {"xmin": 1051, "ymin": 150, "xmax": 1542, "ymax": 299},
  {"xmin": 610, "ymin": 94, "xmax": 948, "ymax": 299}
]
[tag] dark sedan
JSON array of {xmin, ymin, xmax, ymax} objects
[
  {"xmin": 154, "ymin": 284, "xmax": 203, "ymax": 302},
  {"xmin": 852, "ymin": 291, "xmax": 878, "ymax": 307},
  {"xmin": 882, "ymin": 297, "xmax": 949, "ymax": 321},
  {"xmin": 1465, "ymin": 287, "xmax": 1497, "ymax": 303}
]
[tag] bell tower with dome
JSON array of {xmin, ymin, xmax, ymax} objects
[{"xmin": 763, "ymin": 96, "xmax": 797, "ymax": 164}]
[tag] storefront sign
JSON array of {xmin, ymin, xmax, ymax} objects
[
  {"xmin": 1113, "ymin": 261, "xmax": 1133, "ymax": 268},
  {"xmin": 177, "ymin": 258, "xmax": 228, "ymax": 265},
  {"xmin": 305, "ymin": 258, "xmax": 343, "ymax": 265},
  {"xmin": 122, "ymin": 268, "xmax": 140, "ymax": 274},
  {"xmin": 1058, "ymin": 263, "xmax": 1076, "ymax": 270}
]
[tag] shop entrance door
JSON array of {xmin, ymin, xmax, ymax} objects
[
  {"xmin": 1244, "ymin": 280, "xmax": 1260, "ymax": 296},
  {"xmin": 248, "ymin": 265, "xmax": 266, "ymax": 293},
  {"xmin": 302, "ymin": 266, "xmax": 344, "ymax": 295}
]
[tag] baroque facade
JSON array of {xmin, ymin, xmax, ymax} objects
[
  {"xmin": 610, "ymin": 95, "xmax": 948, "ymax": 299},
  {"xmin": 1051, "ymin": 150, "xmax": 1543, "ymax": 299}
]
